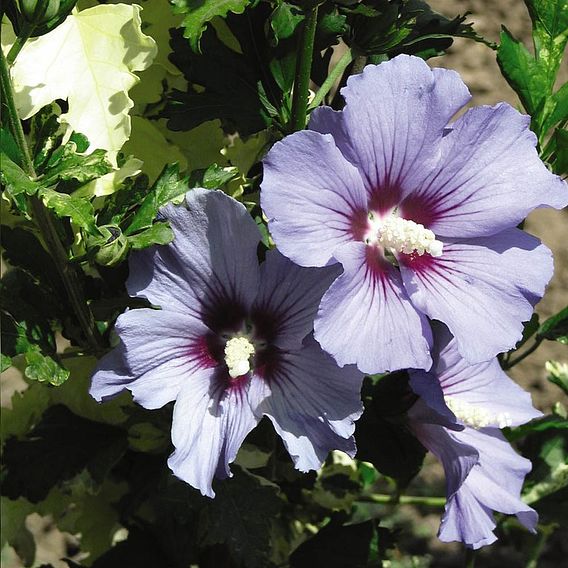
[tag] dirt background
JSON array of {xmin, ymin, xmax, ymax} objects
[{"xmin": 1, "ymin": 0, "xmax": 566, "ymax": 567}]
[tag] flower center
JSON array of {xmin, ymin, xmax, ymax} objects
[
  {"xmin": 364, "ymin": 213, "xmax": 443, "ymax": 257},
  {"xmin": 224, "ymin": 336, "xmax": 255, "ymax": 379},
  {"xmin": 444, "ymin": 396, "xmax": 512, "ymax": 429}
]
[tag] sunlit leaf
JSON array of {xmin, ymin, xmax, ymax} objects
[
  {"xmin": 10, "ymin": 4, "xmax": 157, "ymax": 164},
  {"xmin": 172, "ymin": 0, "xmax": 252, "ymax": 51}
]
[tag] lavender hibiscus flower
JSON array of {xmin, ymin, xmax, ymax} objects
[
  {"xmin": 90, "ymin": 188, "xmax": 363, "ymax": 497},
  {"xmin": 407, "ymin": 324, "xmax": 541, "ymax": 548},
  {"xmin": 261, "ymin": 54, "xmax": 567, "ymax": 374}
]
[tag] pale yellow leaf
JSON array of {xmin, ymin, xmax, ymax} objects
[{"xmin": 10, "ymin": 4, "xmax": 157, "ymax": 165}]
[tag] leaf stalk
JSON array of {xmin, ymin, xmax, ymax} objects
[
  {"xmin": 1, "ymin": 47, "xmax": 104, "ymax": 355},
  {"xmin": 289, "ymin": 3, "xmax": 319, "ymax": 131}
]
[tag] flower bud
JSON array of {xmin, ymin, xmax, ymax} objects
[
  {"xmin": 19, "ymin": 0, "xmax": 60, "ymax": 24},
  {"xmin": 88, "ymin": 225, "xmax": 129, "ymax": 267}
]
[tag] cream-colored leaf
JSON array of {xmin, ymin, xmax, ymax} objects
[
  {"xmin": 75, "ymin": 156, "xmax": 143, "ymax": 198},
  {"xmin": 10, "ymin": 4, "xmax": 157, "ymax": 165},
  {"xmin": 122, "ymin": 117, "xmax": 187, "ymax": 183}
]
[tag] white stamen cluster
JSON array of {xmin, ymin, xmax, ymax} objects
[
  {"xmin": 444, "ymin": 396, "xmax": 513, "ymax": 429},
  {"xmin": 365, "ymin": 214, "xmax": 443, "ymax": 257},
  {"xmin": 224, "ymin": 336, "xmax": 255, "ymax": 379}
]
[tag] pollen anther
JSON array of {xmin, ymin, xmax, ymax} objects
[
  {"xmin": 224, "ymin": 336, "xmax": 255, "ymax": 379},
  {"xmin": 444, "ymin": 396, "xmax": 513, "ymax": 429},
  {"xmin": 365, "ymin": 214, "xmax": 443, "ymax": 257}
]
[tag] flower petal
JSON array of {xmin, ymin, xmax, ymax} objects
[
  {"xmin": 439, "ymin": 428, "xmax": 537, "ymax": 548},
  {"xmin": 315, "ymin": 242, "xmax": 432, "ymax": 374},
  {"xmin": 168, "ymin": 368, "xmax": 262, "ymax": 498},
  {"xmin": 407, "ymin": 418, "xmax": 477, "ymax": 499},
  {"xmin": 252, "ymin": 249, "xmax": 341, "ymax": 349},
  {"xmin": 100, "ymin": 308, "xmax": 214, "ymax": 409},
  {"xmin": 89, "ymin": 343, "xmax": 134, "ymax": 403},
  {"xmin": 312, "ymin": 55, "xmax": 470, "ymax": 204},
  {"xmin": 420, "ymin": 324, "xmax": 542, "ymax": 427},
  {"xmin": 402, "ymin": 104, "xmax": 568, "ymax": 237},
  {"xmin": 400, "ymin": 228, "xmax": 553, "ymax": 363},
  {"xmin": 127, "ymin": 188, "xmax": 261, "ymax": 321},
  {"xmin": 261, "ymin": 130, "xmax": 368, "ymax": 267},
  {"xmin": 258, "ymin": 336, "xmax": 363, "ymax": 471}
]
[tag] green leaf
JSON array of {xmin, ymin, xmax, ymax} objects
[
  {"xmin": 0, "ymin": 497, "xmax": 36, "ymax": 565},
  {"xmin": 537, "ymin": 306, "xmax": 568, "ymax": 343},
  {"xmin": 126, "ymin": 164, "xmax": 189, "ymax": 234},
  {"xmin": 542, "ymin": 81, "xmax": 568, "ymax": 132},
  {"xmin": 200, "ymin": 466, "xmax": 282, "ymax": 568},
  {"xmin": 290, "ymin": 516, "xmax": 377, "ymax": 568},
  {"xmin": 24, "ymin": 344, "xmax": 70, "ymax": 386},
  {"xmin": 523, "ymin": 434, "xmax": 568, "ymax": 505},
  {"xmin": 2, "ymin": 404, "xmax": 128, "ymax": 503},
  {"xmin": 39, "ymin": 144, "xmax": 113, "ymax": 188},
  {"xmin": 128, "ymin": 222, "xmax": 174, "ymax": 249},
  {"xmin": 355, "ymin": 372, "xmax": 425, "ymax": 486},
  {"xmin": 165, "ymin": 7, "xmax": 280, "ymax": 135},
  {"xmin": 1, "ymin": 382, "xmax": 51, "ymax": 445},
  {"xmin": 551, "ymin": 127, "xmax": 568, "ymax": 175},
  {"xmin": 202, "ymin": 163, "xmax": 240, "ymax": 189},
  {"xmin": 269, "ymin": 3, "xmax": 303, "ymax": 44},
  {"xmin": 524, "ymin": 0, "xmax": 568, "ymax": 89},
  {"xmin": 0, "ymin": 127, "xmax": 22, "ymax": 166},
  {"xmin": 0, "ymin": 152, "xmax": 40, "ymax": 197},
  {"xmin": 1, "ymin": 353, "xmax": 12, "ymax": 371},
  {"xmin": 39, "ymin": 186, "xmax": 98, "ymax": 235},
  {"xmin": 497, "ymin": 27, "xmax": 548, "ymax": 116},
  {"xmin": 172, "ymin": 0, "xmax": 251, "ymax": 52}
]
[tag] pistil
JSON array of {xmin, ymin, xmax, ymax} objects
[{"xmin": 365, "ymin": 213, "xmax": 443, "ymax": 257}]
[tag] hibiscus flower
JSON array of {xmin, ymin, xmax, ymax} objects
[
  {"xmin": 261, "ymin": 54, "xmax": 567, "ymax": 373},
  {"xmin": 90, "ymin": 188, "xmax": 363, "ymax": 497}
]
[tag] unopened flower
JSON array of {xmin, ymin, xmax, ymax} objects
[
  {"xmin": 90, "ymin": 189, "xmax": 363, "ymax": 497},
  {"xmin": 407, "ymin": 324, "xmax": 541, "ymax": 548},
  {"xmin": 261, "ymin": 54, "xmax": 567, "ymax": 373}
]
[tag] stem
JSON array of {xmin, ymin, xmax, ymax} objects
[
  {"xmin": 526, "ymin": 524, "xmax": 556, "ymax": 568},
  {"xmin": 7, "ymin": 25, "xmax": 34, "ymax": 65},
  {"xmin": 1, "ymin": 51, "xmax": 35, "ymax": 173},
  {"xmin": 1, "ymin": 49, "xmax": 104, "ymax": 355},
  {"xmin": 350, "ymin": 54, "xmax": 368, "ymax": 76},
  {"xmin": 359, "ymin": 494, "xmax": 446, "ymax": 507},
  {"xmin": 289, "ymin": 3, "xmax": 319, "ymax": 132},
  {"xmin": 503, "ymin": 337, "xmax": 543, "ymax": 370},
  {"xmin": 464, "ymin": 548, "xmax": 476, "ymax": 568},
  {"xmin": 309, "ymin": 48, "xmax": 354, "ymax": 109}
]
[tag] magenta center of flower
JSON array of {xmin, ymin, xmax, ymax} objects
[{"xmin": 363, "ymin": 211, "xmax": 443, "ymax": 258}]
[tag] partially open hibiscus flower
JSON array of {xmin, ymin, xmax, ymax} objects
[
  {"xmin": 407, "ymin": 324, "xmax": 541, "ymax": 548},
  {"xmin": 90, "ymin": 189, "xmax": 363, "ymax": 497},
  {"xmin": 262, "ymin": 54, "xmax": 567, "ymax": 374}
]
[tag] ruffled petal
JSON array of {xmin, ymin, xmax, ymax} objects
[
  {"xmin": 312, "ymin": 56, "xmax": 471, "ymax": 207},
  {"xmin": 89, "ymin": 343, "xmax": 134, "ymax": 403},
  {"xmin": 439, "ymin": 428, "xmax": 537, "ymax": 548},
  {"xmin": 407, "ymin": 418, "xmax": 477, "ymax": 499},
  {"xmin": 261, "ymin": 130, "xmax": 368, "ymax": 267},
  {"xmin": 258, "ymin": 336, "xmax": 363, "ymax": 471},
  {"xmin": 252, "ymin": 249, "xmax": 341, "ymax": 350},
  {"xmin": 400, "ymin": 228, "xmax": 553, "ymax": 363},
  {"xmin": 127, "ymin": 188, "xmax": 261, "ymax": 321},
  {"xmin": 96, "ymin": 308, "xmax": 214, "ymax": 409},
  {"xmin": 315, "ymin": 242, "xmax": 432, "ymax": 374},
  {"xmin": 168, "ymin": 368, "xmax": 262, "ymax": 498},
  {"xmin": 402, "ymin": 104, "xmax": 568, "ymax": 237},
  {"xmin": 426, "ymin": 324, "xmax": 542, "ymax": 427}
]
